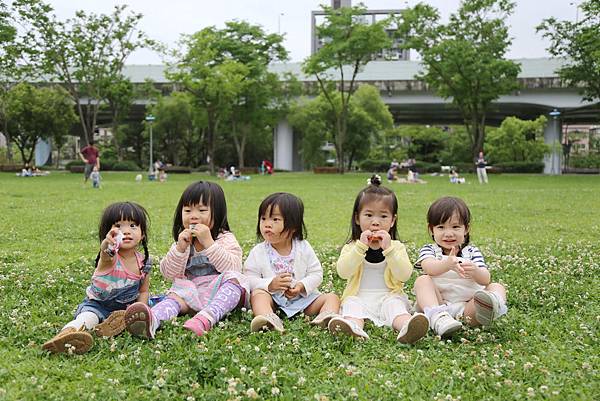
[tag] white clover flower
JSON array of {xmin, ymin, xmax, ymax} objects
[
  {"xmin": 246, "ymin": 388, "xmax": 258, "ymax": 399},
  {"xmin": 271, "ymin": 387, "xmax": 280, "ymax": 395},
  {"xmin": 260, "ymin": 366, "xmax": 268, "ymax": 375}
]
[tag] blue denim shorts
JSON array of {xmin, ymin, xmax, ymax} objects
[{"xmin": 75, "ymin": 298, "xmax": 130, "ymax": 322}]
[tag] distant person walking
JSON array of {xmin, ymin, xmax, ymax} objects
[
  {"xmin": 476, "ymin": 151, "xmax": 488, "ymax": 184},
  {"xmin": 80, "ymin": 139, "xmax": 100, "ymax": 184}
]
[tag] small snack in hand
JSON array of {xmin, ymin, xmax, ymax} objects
[
  {"xmin": 189, "ymin": 224, "xmax": 196, "ymax": 237},
  {"xmin": 105, "ymin": 231, "xmax": 124, "ymax": 257}
]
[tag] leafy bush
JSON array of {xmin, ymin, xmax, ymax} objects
[
  {"xmin": 494, "ymin": 161, "xmax": 544, "ymax": 173},
  {"xmin": 65, "ymin": 160, "xmax": 84, "ymax": 170},
  {"xmin": 414, "ymin": 161, "xmax": 441, "ymax": 173},
  {"xmin": 359, "ymin": 159, "xmax": 389, "ymax": 172},
  {"xmin": 111, "ymin": 160, "xmax": 140, "ymax": 171},
  {"xmin": 570, "ymin": 154, "xmax": 600, "ymax": 168},
  {"xmin": 453, "ymin": 162, "xmax": 474, "ymax": 173}
]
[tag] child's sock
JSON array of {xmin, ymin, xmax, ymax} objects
[
  {"xmin": 205, "ymin": 281, "xmax": 244, "ymax": 323},
  {"xmin": 423, "ymin": 305, "xmax": 448, "ymax": 323},
  {"xmin": 63, "ymin": 311, "xmax": 100, "ymax": 331},
  {"xmin": 150, "ymin": 297, "xmax": 181, "ymax": 333}
]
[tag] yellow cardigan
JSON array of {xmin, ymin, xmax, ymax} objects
[{"xmin": 337, "ymin": 240, "xmax": 413, "ymax": 302}]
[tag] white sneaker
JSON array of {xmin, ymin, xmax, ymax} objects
[
  {"xmin": 474, "ymin": 290, "xmax": 502, "ymax": 326},
  {"xmin": 397, "ymin": 313, "xmax": 429, "ymax": 344},
  {"xmin": 431, "ymin": 311, "xmax": 462, "ymax": 338},
  {"xmin": 328, "ymin": 317, "xmax": 369, "ymax": 339}
]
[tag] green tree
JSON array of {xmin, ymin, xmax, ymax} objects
[
  {"xmin": 537, "ymin": 0, "xmax": 600, "ymax": 103},
  {"xmin": 486, "ymin": 116, "xmax": 549, "ymax": 163},
  {"xmin": 5, "ymin": 83, "xmax": 76, "ymax": 165},
  {"xmin": 396, "ymin": 0, "xmax": 520, "ymax": 160},
  {"xmin": 303, "ymin": 4, "xmax": 392, "ymax": 172},
  {"xmin": 289, "ymin": 85, "xmax": 393, "ymax": 170},
  {"xmin": 168, "ymin": 27, "xmax": 250, "ymax": 174},
  {"xmin": 395, "ymin": 125, "xmax": 449, "ymax": 163},
  {"xmin": 0, "ymin": 0, "xmax": 49, "ymax": 163},
  {"xmin": 101, "ymin": 75, "xmax": 134, "ymax": 160},
  {"xmin": 150, "ymin": 92, "xmax": 196, "ymax": 166},
  {"xmin": 17, "ymin": 1, "xmax": 153, "ymax": 145},
  {"xmin": 216, "ymin": 21, "xmax": 291, "ymax": 168}
]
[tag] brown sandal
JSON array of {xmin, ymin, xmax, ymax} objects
[
  {"xmin": 42, "ymin": 327, "xmax": 94, "ymax": 355},
  {"xmin": 94, "ymin": 310, "xmax": 127, "ymax": 337}
]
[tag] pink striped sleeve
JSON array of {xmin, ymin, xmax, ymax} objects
[
  {"xmin": 159, "ymin": 243, "xmax": 190, "ymax": 279},
  {"xmin": 201, "ymin": 231, "xmax": 243, "ymax": 273}
]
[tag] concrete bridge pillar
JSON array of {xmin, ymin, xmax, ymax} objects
[
  {"xmin": 543, "ymin": 111, "xmax": 563, "ymax": 175},
  {"xmin": 274, "ymin": 119, "xmax": 294, "ymax": 171}
]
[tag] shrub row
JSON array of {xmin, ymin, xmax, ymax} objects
[
  {"xmin": 493, "ymin": 161, "xmax": 544, "ymax": 173},
  {"xmin": 65, "ymin": 159, "xmax": 140, "ymax": 171}
]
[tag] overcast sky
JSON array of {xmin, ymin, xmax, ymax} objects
[{"xmin": 45, "ymin": 0, "xmax": 579, "ymax": 65}]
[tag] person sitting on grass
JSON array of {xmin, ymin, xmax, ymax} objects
[
  {"xmin": 413, "ymin": 196, "xmax": 508, "ymax": 339},
  {"xmin": 124, "ymin": 181, "xmax": 249, "ymax": 338},
  {"xmin": 328, "ymin": 175, "xmax": 429, "ymax": 344},
  {"xmin": 244, "ymin": 192, "xmax": 340, "ymax": 333},
  {"xmin": 42, "ymin": 202, "xmax": 152, "ymax": 354}
]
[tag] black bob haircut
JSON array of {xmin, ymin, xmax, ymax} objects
[
  {"xmin": 96, "ymin": 201, "xmax": 150, "ymax": 267},
  {"xmin": 172, "ymin": 181, "xmax": 230, "ymax": 241},
  {"xmin": 256, "ymin": 192, "xmax": 306, "ymax": 241},
  {"xmin": 426, "ymin": 196, "xmax": 471, "ymax": 247}
]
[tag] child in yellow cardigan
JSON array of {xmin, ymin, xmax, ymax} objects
[{"xmin": 328, "ymin": 175, "xmax": 428, "ymax": 344}]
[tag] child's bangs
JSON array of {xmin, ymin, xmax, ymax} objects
[
  {"xmin": 181, "ymin": 185, "xmax": 212, "ymax": 208},
  {"xmin": 428, "ymin": 197, "xmax": 470, "ymax": 226},
  {"xmin": 117, "ymin": 203, "xmax": 147, "ymax": 225},
  {"xmin": 358, "ymin": 191, "xmax": 396, "ymax": 213}
]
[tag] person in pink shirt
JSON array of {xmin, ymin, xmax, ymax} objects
[{"xmin": 125, "ymin": 181, "xmax": 248, "ymax": 338}]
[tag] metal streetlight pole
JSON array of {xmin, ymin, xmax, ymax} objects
[
  {"xmin": 278, "ymin": 13, "xmax": 284, "ymax": 34},
  {"xmin": 146, "ymin": 114, "xmax": 155, "ymax": 176}
]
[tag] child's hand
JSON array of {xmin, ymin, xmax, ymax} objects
[
  {"xmin": 101, "ymin": 228, "xmax": 120, "ymax": 249},
  {"xmin": 284, "ymin": 282, "xmax": 305, "ymax": 299},
  {"xmin": 176, "ymin": 229, "xmax": 193, "ymax": 253},
  {"xmin": 190, "ymin": 223, "xmax": 214, "ymax": 249},
  {"xmin": 359, "ymin": 230, "xmax": 373, "ymax": 246},
  {"xmin": 446, "ymin": 247, "xmax": 466, "ymax": 278},
  {"xmin": 268, "ymin": 273, "xmax": 293, "ymax": 292},
  {"xmin": 374, "ymin": 230, "xmax": 391, "ymax": 250},
  {"xmin": 459, "ymin": 260, "xmax": 479, "ymax": 279}
]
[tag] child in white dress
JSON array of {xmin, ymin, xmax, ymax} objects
[{"xmin": 328, "ymin": 175, "xmax": 428, "ymax": 344}]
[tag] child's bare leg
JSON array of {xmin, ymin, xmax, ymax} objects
[
  {"xmin": 304, "ymin": 293, "xmax": 340, "ymax": 317},
  {"xmin": 392, "ymin": 313, "xmax": 411, "ymax": 331},
  {"xmin": 250, "ymin": 289, "xmax": 275, "ymax": 316},
  {"xmin": 414, "ymin": 275, "xmax": 441, "ymax": 309}
]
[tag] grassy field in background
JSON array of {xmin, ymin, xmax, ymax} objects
[{"xmin": 0, "ymin": 171, "xmax": 598, "ymax": 400}]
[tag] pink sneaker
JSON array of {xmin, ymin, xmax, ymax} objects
[
  {"xmin": 125, "ymin": 302, "xmax": 155, "ymax": 339},
  {"xmin": 183, "ymin": 315, "xmax": 212, "ymax": 336}
]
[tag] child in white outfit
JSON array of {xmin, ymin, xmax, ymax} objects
[
  {"xmin": 328, "ymin": 175, "xmax": 429, "ymax": 344},
  {"xmin": 245, "ymin": 192, "xmax": 340, "ymax": 332},
  {"xmin": 413, "ymin": 196, "xmax": 508, "ymax": 338}
]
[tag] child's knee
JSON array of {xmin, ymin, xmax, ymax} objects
[{"xmin": 414, "ymin": 274, "xmax": 433, "ymax": 288}]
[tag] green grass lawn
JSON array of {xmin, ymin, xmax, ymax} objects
[{"xmin": 0, "ymin": 171, "xmax": 598, "ymax": 400}]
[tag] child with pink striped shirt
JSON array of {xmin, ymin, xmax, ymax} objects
[{"xmin": 125, "ymin": 181, "xmax": 248, "ymax": 338}]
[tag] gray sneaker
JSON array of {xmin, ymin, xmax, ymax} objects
[
  {"xmin": 327, "ymin": 317, "xmax": 369, "ymax": 339},
  {"xmin": 250, "ymin": 313, "xmax": 285, "ymax": 333},
  {"xmin": 310, "ymin": 311, "xmax": 339, "ymax": 329},
  {"xmin": 431, "ymin": 311, "xmax": 462, "ymax": 338}
]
